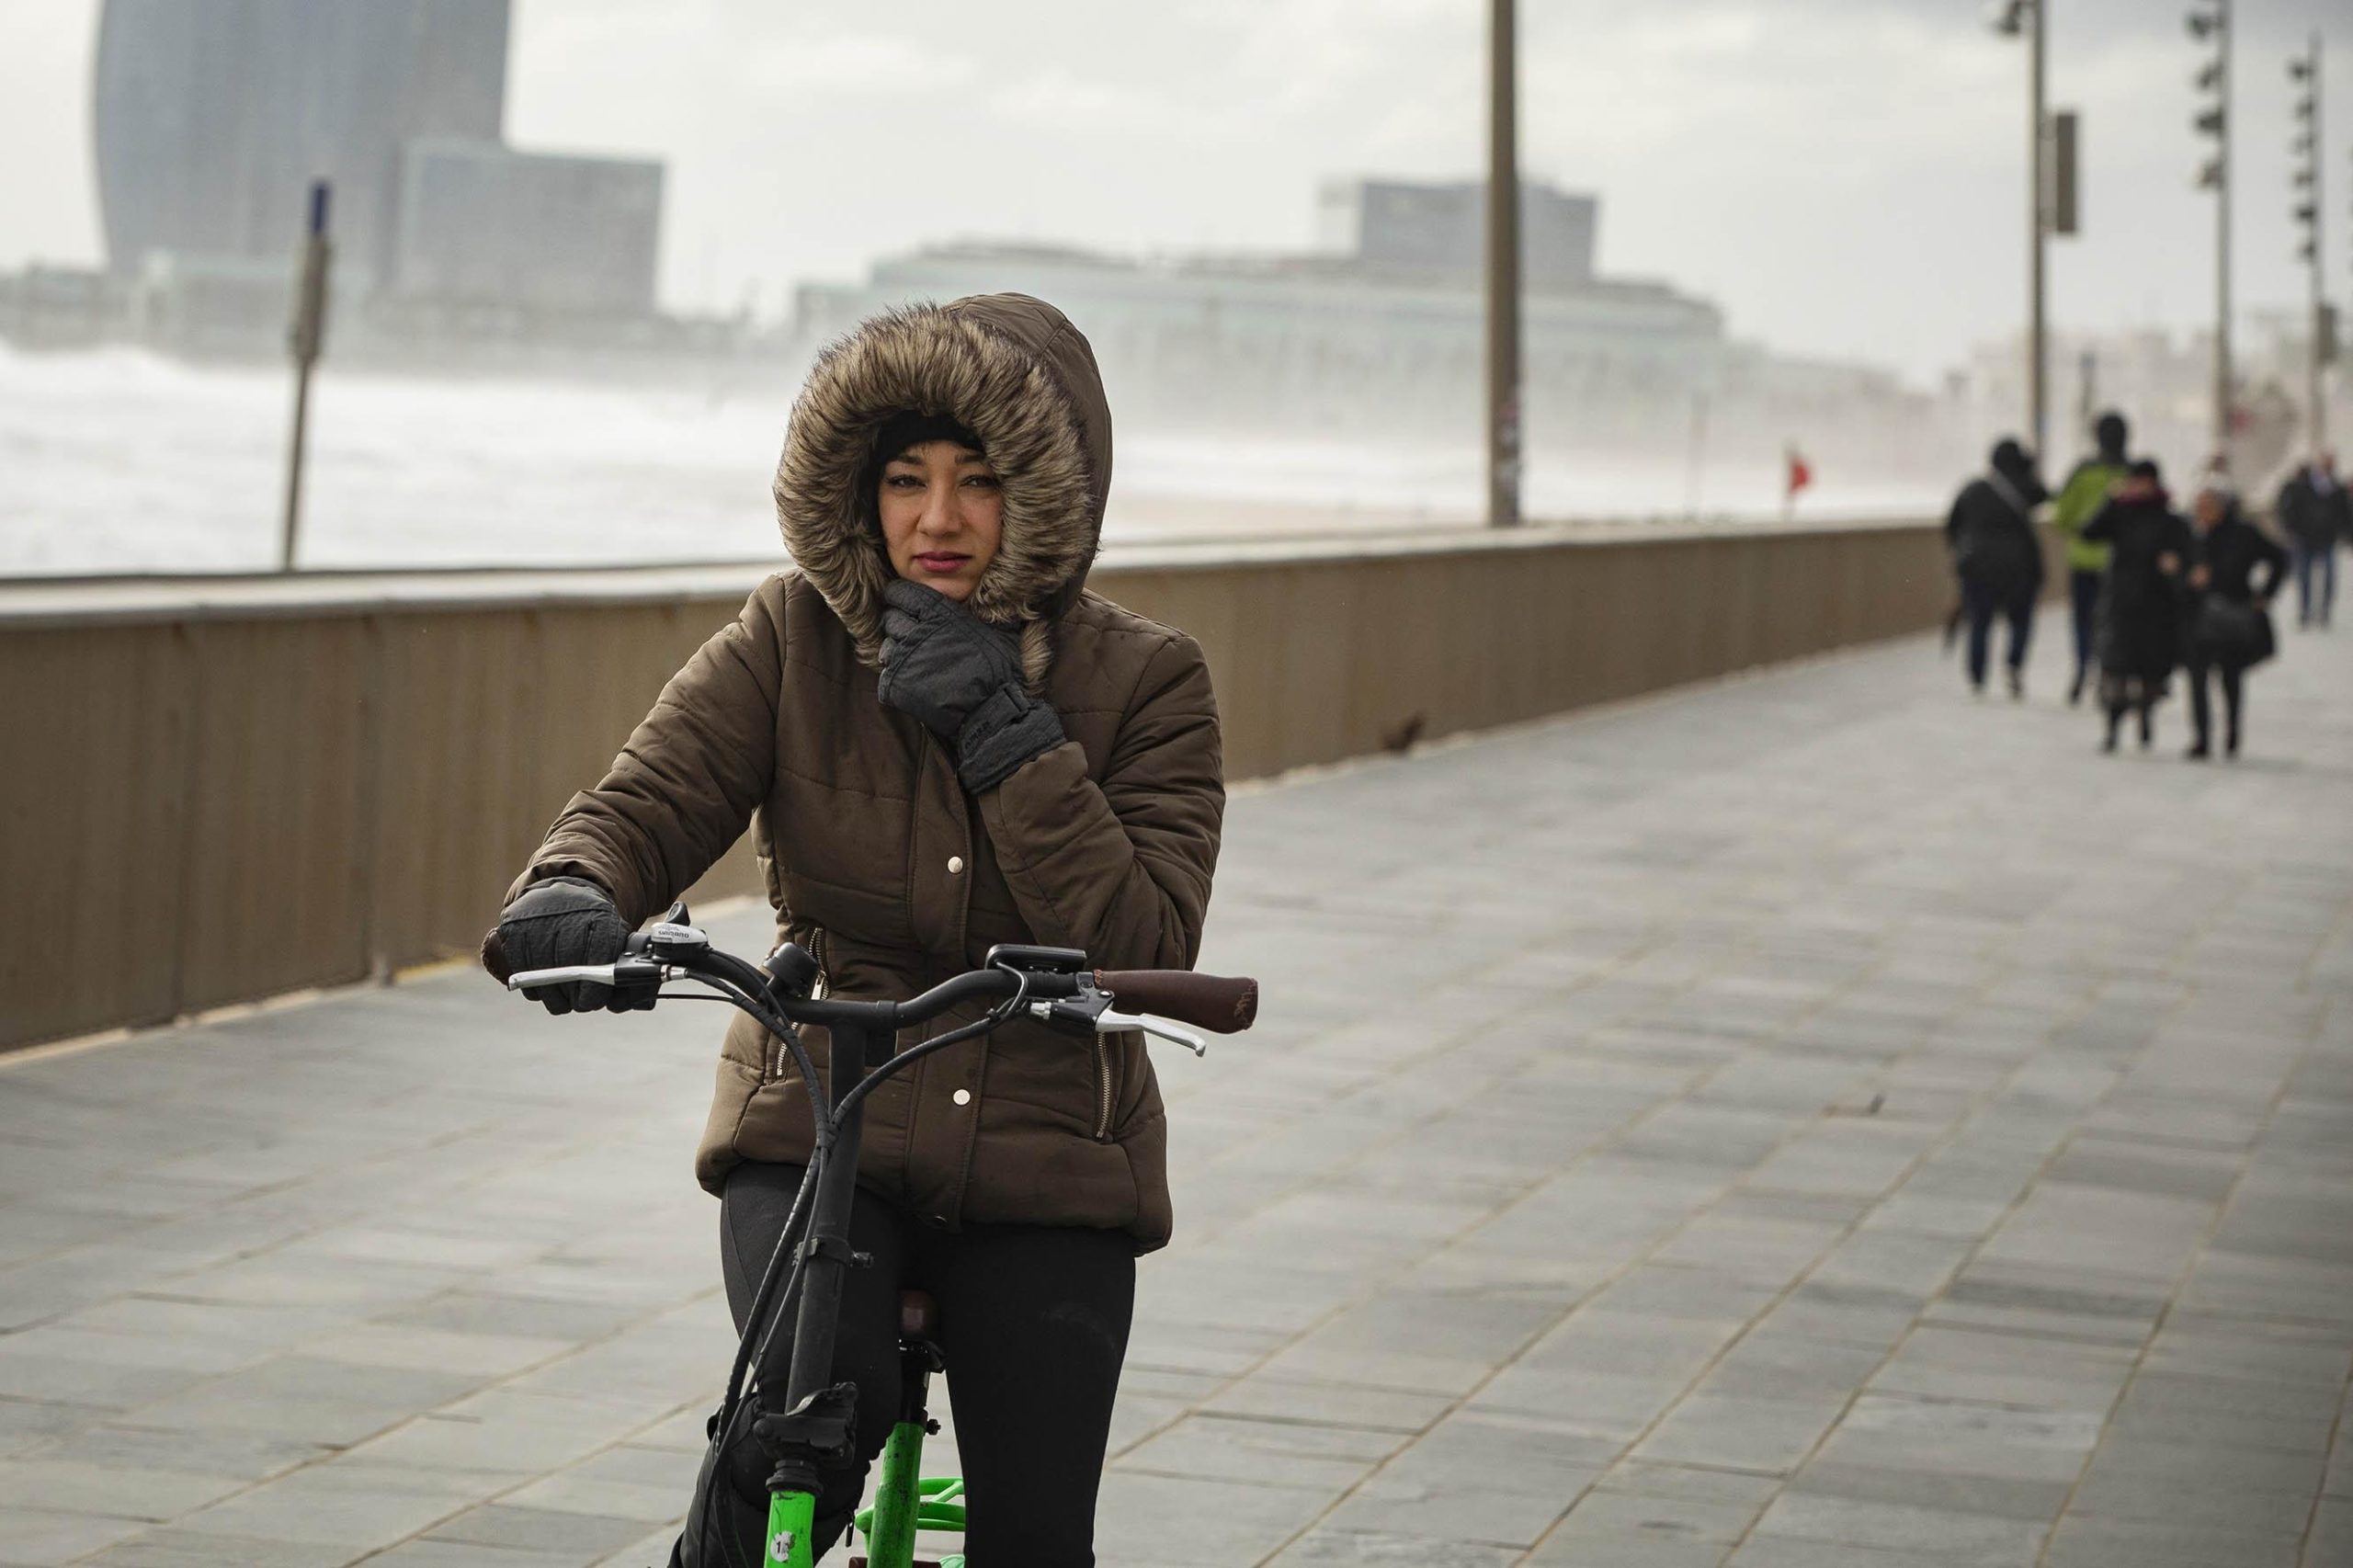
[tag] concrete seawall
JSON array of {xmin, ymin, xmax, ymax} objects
[{"xmin": 0, "ymin": 517, "xmax": 1959, "ymax": 1051}]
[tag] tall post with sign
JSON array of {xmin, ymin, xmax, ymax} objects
[
  {"xmin": 1990, "ymin": 3, "xmax": 2064, "ymax": 462},
  {"xmin": 2048, "ymin": 108, "xmax": 2082, "ymax": 455},
  {"xmin": 2190, "ymin": 3, "xmax": 2233, "ymax": 463},
  {"xmin": 2289, "ymin": 36, "xmax": 2325, "ymax": 458},
  {"xmin": 1485, "ymin": 0, "xmax": 1521, "ymax": 529},
  {"xmin": 2029, "ymin": 0, "xmax": 2049, "ymax": 460},
  {"xmin": 280, "ymin": 180, "xmax": 332, "ymax": 573}
]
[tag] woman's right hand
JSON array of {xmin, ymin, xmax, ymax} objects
[{"xmin": 486, "ymin": 877, "xmax": 631, "ymax": 1015}]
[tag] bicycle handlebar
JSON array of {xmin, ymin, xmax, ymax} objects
[{"xmin": 485, "ymin": 910, "xmax": 1257, "ymax": 1052}]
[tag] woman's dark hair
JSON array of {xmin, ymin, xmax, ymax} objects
[
  {"xmin": 871, "ymin": 411, "xmax": 983, "ymax": 467},
  {"xmin": 2130, "ymin": 459, "xmax": 2162, "ymax": 483},
  {"xmin": 857, "ymin": 411, "xmax": 986, "ymax": 540}
]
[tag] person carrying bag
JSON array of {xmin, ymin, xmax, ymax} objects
[{"xmin": 2181, "ymin": 480, "xmax": 2288, "ymax": 759}]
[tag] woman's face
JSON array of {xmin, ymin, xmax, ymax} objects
[
  {"xmin": 878, "ymin": 439, "xmax": 1001, "ymax": 602},
  {"xmin": 2194, "ymin": 490, "xmax": 2226, "ymax": 528}
]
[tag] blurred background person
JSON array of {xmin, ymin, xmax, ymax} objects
[
  {"xmin": 2082, "ymin": 460, "xmax": 2192, "ymax": 754},
  {"xmin": 2050, "ymin": 411, "xmax": 2131, "ymax": 705},
  {"xmin": 1944, "ymin": 437, "xmax": 2047, "ymax": 699},
  {"xmin": 2274, "ymin": 451, "xmax": 2349, "ymax": 630},
  {"xmin": 2181, "ymin": 480, "xmax": 2287, "ymax": 760}
]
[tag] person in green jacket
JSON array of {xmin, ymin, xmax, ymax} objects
[{"xmin": 2051, "ymin": 411, "xmax": 2131, "ymax": 705}]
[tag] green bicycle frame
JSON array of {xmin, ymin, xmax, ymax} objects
[
  {"xmin": 764, "ymin": 1488, "xmax": 817, "ymax": 1568},
  {"xmin": 848, "ymin": 1415, "xmax": 966, "ymax": 1568}
]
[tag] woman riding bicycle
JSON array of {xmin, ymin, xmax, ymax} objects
[{"xmin": 488, "ymin": 295, "xmax": 1224, "ymax": 1566}]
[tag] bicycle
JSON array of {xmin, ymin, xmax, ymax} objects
[{"xmin": 490, "ymin": 904, "xmax": 1258, "ymax": 1568}]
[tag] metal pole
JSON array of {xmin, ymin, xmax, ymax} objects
[
  {"xmin": 1685, "ymin": 391, "xmax": 1709, "ymax": 521},
  {"xmin": 2029, "ymin": 0, "xmax": 2049, "ymax": 460},
  {"xmin": 281, "ymin": 180, "xmax": 331, "ymax": 573},
  {"xmin": 2310, "ymin": 33, "xmax": 2325, "ymax": 460},
  {"xmin": 2216, "ymin": 0, "xmax": 2234, "ymax": 460},
  {"xmin": 2078, "ymin": 348, "xmax": 2097, "ymax": 449},
  {"xmin": 1485, "ymin": 0, "xmax": 1521, "ymax": 528}
]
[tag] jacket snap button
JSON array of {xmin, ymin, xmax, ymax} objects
[
  {"xmin": 952, "ymin": 1088, "xmax": 972, "ymax": 1107},
  {"xmin": 947, "ymin": 856, "xmax": 965, "ymax": 875}
]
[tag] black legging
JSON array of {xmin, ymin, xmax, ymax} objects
[
  {"xmin": 2068, "ymin": 569, "xmax": 2102, "ymax": 693},
  {"xmin": 2188, "ymin": 661, "xmax": 2245, "ymax": 753},
  {"xmin": 1961, "ymin": 580, "xmax": 2034, "ymax": 690},
  {"xmin": 672, "ymin": 1162, "xmax": 1135, "ymax": 1568}
]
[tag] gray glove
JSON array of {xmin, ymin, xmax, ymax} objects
[
  {"xmin": 877, "ymin": 579, "xmax": 1064, "ymax": 792},
  {"xmin": 488, "ymin": 876, "xmax": 638, "ymax": 1016}
]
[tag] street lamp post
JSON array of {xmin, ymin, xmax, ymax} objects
[
  {"xmin": 1486, "ymin": 0, "xmax": 1521, "ymax": 529},
  {"xmin": 1991, "ymin": 1, "xmax": 2051, "ymax": 460},
  {"xmin": 2289, "ymin": 37, "xmax": 2325, "ymax": 459},
  {"xmin": 2029, "ymin": 0, "xmax": 2048, "ymax": 460},
  {"xmin": 2190, "ymin": 2, "xmax": 2232, "ymax": 465}
]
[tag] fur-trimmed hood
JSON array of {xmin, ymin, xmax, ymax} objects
[{"xmin": 775, "ymin": 294, "xmax": 1114, "ymax": 687}]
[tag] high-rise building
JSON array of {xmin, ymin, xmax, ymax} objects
[
  {"xmin": 94, "ymin": 0, "xmax": 508, "ymax": 288},
  {"xmin": 91, "ymin": 0, "xmax": 660, "ymax": 315}
]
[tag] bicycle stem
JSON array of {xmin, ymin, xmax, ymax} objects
[{"xmin": 783, "ymin": 1016, "xmax": 882, "ymax": 1416}]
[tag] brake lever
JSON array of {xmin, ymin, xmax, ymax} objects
[
  {"xmin": 1022, "ymin": 990, "xmax": 1209, "ymax": 1058},
  {"xmin": 505, "ymin": 960, "xmax": 673, "ymax": 992},
  {"xmin": 1102, "ymin": 1009, "xmax": 1209, "ymax": 1058}
]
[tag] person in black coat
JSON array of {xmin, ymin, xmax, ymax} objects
[
  {"xmin": 2181, "ymin": 482, "xmax": 2289, "ymax": 759},
  {"xmin": 2081, "ymin": 460, "xmax": 2194, "ymax": 753},
  {"xmin": 2274, "ymin": 450, "xmax": 2350, "ymax": 628},
  {"xmin": 1944, "ymin": 437, "xmax": 2049, "ymax": 698}
]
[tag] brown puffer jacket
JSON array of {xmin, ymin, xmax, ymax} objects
[{"xmin": 509, "ymin": 295, "xmax": 1223, "ymax": 1251}]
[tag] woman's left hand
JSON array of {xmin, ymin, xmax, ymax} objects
[{"xmin": 878, "ymin": 580, "xmax": 1065, "ymax": 791}]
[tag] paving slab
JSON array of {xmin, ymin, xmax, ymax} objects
[{"xmin": 3, "ymin": 611, "xmax": 2351, "ymax": 1564}]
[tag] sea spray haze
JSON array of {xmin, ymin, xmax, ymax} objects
[{"xmin": 0, "ymin": 346, "xmax": 1949, "ymax": 576}]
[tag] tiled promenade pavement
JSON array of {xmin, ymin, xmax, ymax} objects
[{"xmin": 5, "ymin": 613, "xmax": 2353, "ymax": 1567}]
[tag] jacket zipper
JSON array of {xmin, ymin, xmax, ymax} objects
[{"xmin": 1093, "ymin": 1033, "xmax": 1115, "ymax": 1142}]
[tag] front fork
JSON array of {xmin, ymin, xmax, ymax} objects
[{"xmin": 764, "ymin": 1488, "xmax": 818, "ymax": 1568}]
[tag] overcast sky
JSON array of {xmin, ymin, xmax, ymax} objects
[{"xmin": 1, "ymin": 0, "xmax": 2347, "ymax": 382}]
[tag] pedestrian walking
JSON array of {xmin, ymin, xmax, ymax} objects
[
  {"xmin": 1944, "ymin": 437, "xmax": 2048, "ymax": 699},
  {"xmin": 2082, "ymin": 460, "xmax": 2194, "ymax": 754},
  {"xmin": 2049, "ymin": 411, "xmax": 2131, "ymax": 705},
  {"xmin": 2180, "ymin": 480, "xmax": 2288, "ymax": 760},
  {"xmin": 2274, "ymin": 450, "xmax": 2350, "ymax": 629}
]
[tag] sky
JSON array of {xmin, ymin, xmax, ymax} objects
[{"xmin": 1, "ymin": 0, "xmax": 2348, "ymax": 384}]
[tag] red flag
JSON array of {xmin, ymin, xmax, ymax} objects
[{"xmin": 1785, "ymin": 447, "xmax": 1813, "ymax": 499}]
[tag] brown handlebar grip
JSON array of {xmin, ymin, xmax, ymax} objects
[
  {"xmin": 480, "ymin": 928, "xmax": 514, "ymax": 984},
  {"xmin": 1093, "ymin": 970, "xmax": 1258, "ymax": 1034}
]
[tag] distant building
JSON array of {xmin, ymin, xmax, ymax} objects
[
  {"xmin": 789, "ymin": 183, "xmax": 1919, "ymax": 457},
  {"xmin": 392, "ymin": 141, "xmax": 662, "ymax": 314},
  {"xmin": 793, "ymin": 238, "xmax": 1719, "ymax": 443},
  {"xmin": 89, "ymin": 0, "xmax": 661, "ymax": 319},
  {"xmin": 1318, "ymin": 177, "xmax": 1597, "ymax": 290}
]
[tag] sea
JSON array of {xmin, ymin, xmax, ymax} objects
[{"xmin": 0, "ymin": 344, "xmax": 1947, "ymax": 577}]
